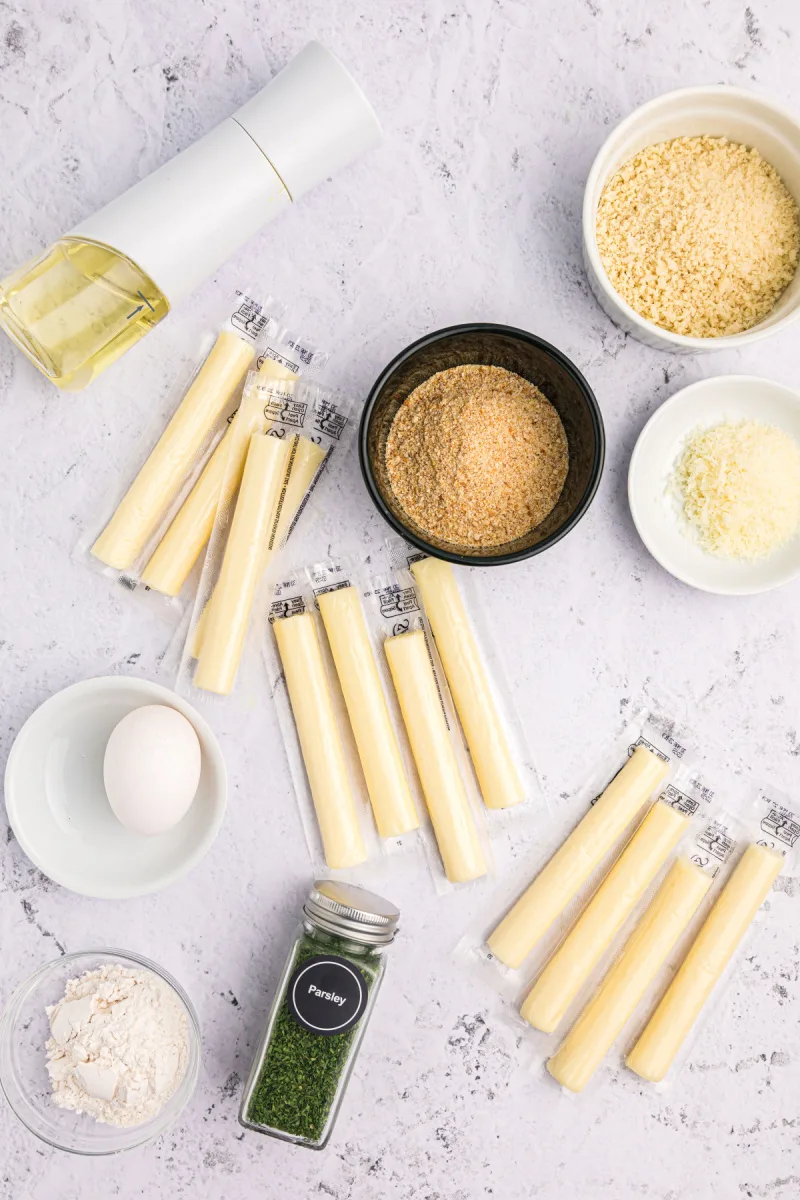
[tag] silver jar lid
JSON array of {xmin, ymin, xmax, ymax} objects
[{"xmin": 304, "ymin": 880, "xmax": 400, "ymax": 945}]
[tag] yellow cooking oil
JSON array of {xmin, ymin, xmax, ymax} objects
[{"xmin": 0, "ymin": 238, "xmax": 168, "ymax": 390}]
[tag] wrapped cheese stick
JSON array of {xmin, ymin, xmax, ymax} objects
[
  {"xmin": 142, "ymin": 412, "xmax": 268, "ymax": 598},
  {"xmin": 141, "ymin": 357, "xmax": 299, "ymax": 596},
  {"xmin": 547, "ymin": 857, "xmax": 712, "ymax": 1092},
  {"xmin": 193, "ymin": 432, "xmax": 289, "ymax": 694},
  {"xmin": 186, "ymin": 433, "xmax": 327, "ymax": 657},
  {"xmin": 385, "ymin": 629, "xmax": 487, "ymax": 883},
  {"xmin": 410, "ymin": 557, "xmax": 523, "ymax": 809},
  {"xmin": 92, "ymin": 330, "xmax": 255, "ymax": 570},
  {"xmin": 258, "ymin": 358, "xmax": 300, "ymax": 384},
  {"xmin": 626, "ymin": 842, "xmax": 783, "ymax": 1082},
  {"xmin": 487, "ymin": 746, "xmax": 669, "ymax": 969},
  {"xmin": 521, "ymin": 800, "xmax": 689, "ymax": 1032},
  {"xmin": 318, "ymin": 587, "xmax": 419, "ymax": 838},
  {"xmin": 274, "ymin": 436, "xmax": 327, "ymax": 544},
  {"xmin": 273, "ymin": 611, "xmax": 366, "ymax": 869}
]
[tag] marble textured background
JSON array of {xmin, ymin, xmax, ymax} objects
[{"xmin": 2, "ymin": 1, "xmax": 800, "ymax": 1196}]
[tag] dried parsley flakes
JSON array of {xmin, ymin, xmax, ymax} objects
[{"xmin": 244, "ymin": 933, "xmax": 380, "ymax": 1144}]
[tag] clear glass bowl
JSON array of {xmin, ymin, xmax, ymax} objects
[{"xmin": 0, "ymin": 949, "xmax": 201, "ymax": 1154}]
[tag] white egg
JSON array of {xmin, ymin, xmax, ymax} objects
[{"xmin": 103, "ymin": 704, "xmax": 202, "ymax": 836}]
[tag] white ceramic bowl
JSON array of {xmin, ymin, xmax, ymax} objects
[
  {"xmin": 583, "ymin": 86, "xmax": 800, "ymax": 352},
  {"xmin": 629, "ymin": 375, "xmax": 800, "ymax": 594},
  {"xmin": 4, "ymin": 676, "xmax": 226, "ymax": 898},
  {"xmin": 0, "ymin": 949, "xmax": 200, "ymax": 1155}
]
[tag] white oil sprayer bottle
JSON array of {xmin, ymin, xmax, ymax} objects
[{"xmin": 0, "ymin": 42, "xmax": 382, "ymax": 391}]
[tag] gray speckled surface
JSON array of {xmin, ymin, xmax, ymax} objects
[{"xmin": 2, "ymin": 2, "xmax": 800, "ymax": 1197}]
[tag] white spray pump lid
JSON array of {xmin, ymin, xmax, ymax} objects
[
  {"xmin": 234, "ymin": 41, "xmax": 383, "ymax": 200},
  {"xmin": 69, "ymin": 42, "xmax": 383, "ymax": 306}
]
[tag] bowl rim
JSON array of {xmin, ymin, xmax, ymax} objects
[
  {"xmin": 0, "ymin": 946, "xmax": 201, "ymax": 1155},
  {"xmin": 582, "ymin": 83, "xmax": 800, "ymax": 351},
  {"xmin": 358, "ymin": 321, "xmax": 605, "ymax": 567},
  {"xmin": 3, "ymin": 675, "xmax": 227, "ymax": 899},
  {"xmin": 627, "ymin": 372, "xmax": 800, "ymax": 595}
]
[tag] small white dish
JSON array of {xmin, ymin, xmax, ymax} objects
[
  {"xmin": 583, "ymin": 86, "xmax": 800, "ymax": 353},
  {"xmin": 4, "ymin": 676, "xmax": 226, "ymax": 898},
  {"xmin": 628, "ymin": 375, "xmax": 800, "ymax": 595}
]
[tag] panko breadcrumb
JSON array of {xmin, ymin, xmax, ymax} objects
[
  {"xmin": 385, "ymin": 365, "xmax": 568, "ymax": 548},
  {"xmin": 596, "ymin": 136, "xmax": 800, "ymax": 337}
]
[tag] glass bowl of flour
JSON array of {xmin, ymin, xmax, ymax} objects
[{"xmin": 0, "ymin": 949, "xmax": 200, "ymax": 1153}]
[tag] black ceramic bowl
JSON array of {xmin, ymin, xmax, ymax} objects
[{"xmin": 359, "ymin": 323, "xmax": 605, "ymax": 566}]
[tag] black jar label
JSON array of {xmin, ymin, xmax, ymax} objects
[{"xmin": 287, "ymin": 955, "xmax": 369, "ymax": 1036}]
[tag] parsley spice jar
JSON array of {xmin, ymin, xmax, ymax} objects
[{"xmin": 239, "ymin": 880, "xmax": 400, "ymax": 1149}]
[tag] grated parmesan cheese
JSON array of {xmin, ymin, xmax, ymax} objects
[{"xmin": 672, "ymin": 420, "xmax": 800, "ymax": 560}]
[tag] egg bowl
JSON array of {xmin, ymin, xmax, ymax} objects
[{"xmin": 4, "ymin": 676, "xmax": 226, "ymax": 898}]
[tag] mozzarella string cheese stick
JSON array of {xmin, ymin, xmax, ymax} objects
[
  {"xmin": 626, "ymin": 842, "xmax": 784, "ymax": 1083},
  {"xmin": 521, "ymin": 800, "xmax": 690, "ymax": 1032},
  {"xmin": 410, "ymin": 557, "xmax": 524, "ymax": 809},
  {"xmin": 547, "ymin": 857, "xmax": 712, "ymax": 1093},
  {"xmin": 141, "ymin": 404, "xmax": 270, "ymax": 596},
  {"xmin": 273, "ymin": 612, "xmax": 366, "ymax": 870},
  {"xmin": 487, "ymin": 746, "xmax": 670, "ymax": 969},
  {"xmin": 258, "ymin": 358, "xmax": 301, "ymax": 383},
  {"xmin": 92, "ymin": 330, "xmax": 255, "ymax": 570},
  {"xmin": 187, "ymin": 434, "xmax": 327, "ymax": 657},
  {"xmin": 270, "ymin": 434, "xmax": 327, "ymax": 555},
  {"xmin": 385, "ymin": 629, "xmax": 487, "ymax": 883},
  {"xmin": 141, "ymin": 358, "xmax": 302, "ymax": 597},
  {"xmin": 193, "ymin": 432, "xmax": 290, "ymax": 694},
  {"xmin": 182, "ymin": 379, "xmax": 282, "ymax": 657},
  {"xmin": 140, "ymin": 424, "xmax": 242, "ymax": 596},
  {"xmin": 318, "ymin": 587, "xmax": 419, "ymax": 838}
]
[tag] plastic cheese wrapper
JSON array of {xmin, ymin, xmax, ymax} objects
[
  {"xmin": 255, "ymin": 321, "xmax": 331, "ymax": 383},
  {"xmin": 193, "ymin": 431, "xmax": 290, "ymax": 694},
  {"xmin": 75, "ymin": 290, "xmax": 282, "ymax": 612},
  {"xmin": 261, "ymin": 556, "xmax": 492, "ymax": 889},
  {"xmin": 177, "ymin": 375, "xmax": 353, "ymax": 699},
  {"xmin": 315, "ymin": 579, "xmax": 419, "ymax": 840},
  {"xmin": 273, "ymin": 608, "xmax": 367, "ymax": 870},
  {"xmin": 262, "ymin": 569, "xmax": 378, "ymax": 873},
  {"xmin": 456, "ymin": 720, "xmax": 798, "ymax": 1097},
  {"xmin": 624, "ymin": 786, "xmax": 799, "ymax": 1086},
  {"xmin": 76, "ymin": 297, "xmax": 331, "ymax": 619},
  {"xmin": 387, "ymin": 538, "xmax": 541, "ymax": 823},
  {"xmin": 454, "ymin": 709, "xmax": 698, "ymax": 1002},
  {"xmin": 521, "ymin": 798, "xmax": 691, "ymax": 1034},
  {"xmin": 547, "ymin": 783, "xmax": 797, "ymax": 1094},
  {"xmin": 385, "ymin": 628, "xmax": 488, "ymax": 884},
  {"xmin": 138, "ymin": 361, "xmax": 297, "ymax": 599},
  {"xmin": 488, "ymin": 745, "xmax": 671, "ymax": 971},
  {"xmin": 187, "ymin": 429, "xmax": 326, "ymax": 659},
  {"xmin": 409, "ymin": 556, "xmax": 525, "ymax": 810},
  {"xmin": 547, "ymin": 856, "xmax": 714, "ymax": 1092},
  {"xmin": 367, "ymin": 561, "xmax": 494, "ymax": 888},
  {"xmin": 91, "ymin": 329, "xmax": 255, "ymax": 571},
  {"xmin": 141, "ymin": 322, "xmax": 330, "ymax": 601},
  {"xmin": 626, "ymin": 844, "xmax": 783, "ymax": 1082}
]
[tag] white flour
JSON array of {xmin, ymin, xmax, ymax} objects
[{"xmin": 45, "ymin": 963, "xmax": 190, "ymax": 1127}]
